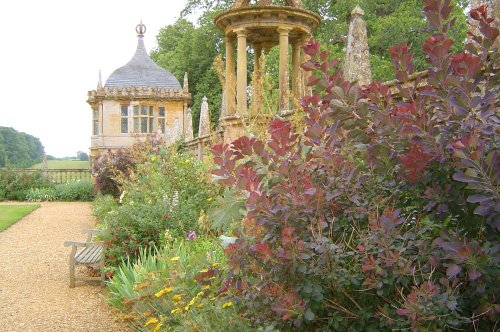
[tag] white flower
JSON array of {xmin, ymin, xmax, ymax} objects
[{"xmin": 119, "ymin": 191, "xmax": 127, "ymax": 203}]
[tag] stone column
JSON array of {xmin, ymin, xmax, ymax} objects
[
  {"xmin": 343, "ymin": 5, "xmax": 372, "ymax": 85},
  {"xmin": 278, "ymin": 27, "xmax": 292, "ymax": 112},
  {"xmin": 225, "ymin": 36, "xmax": 236, "ymax": 115},
  {"xmin": 291, "ymin": 40, "xmax": 301, "ymax": 110},
  {"xmin": 253, "ymin": 43, "xmax": 263, "ymax": 113},
  {"xmin": 300, "ymin": 35, "xmax": 312, "ymax": 96},
  {"xmin": 235, "ymin": 28, "xmax": 248, "ymax": 115},
  {"xmin": 469, "ymin": 0, "xmax": 499, "ymax": 50}
]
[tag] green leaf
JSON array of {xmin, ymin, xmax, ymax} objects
[
  {"xmin": 207, "ymin": 188, "xmax": 246, "ymax": 232},
  {"xmin": 304, "ymin": 309, "xmax": 315, "ymax": 321}
]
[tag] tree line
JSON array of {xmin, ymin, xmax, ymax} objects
[
  {"xmin": 0, "ymin": 127, "xmax": 44, "ymax": 168},
  {"xmin": 151, "ymin": 0, "xmax": 468, "ymax": 134}
]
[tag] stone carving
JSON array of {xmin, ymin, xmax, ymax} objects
[
  {"xmin": 185, "ymin": 108, "xmax": 194, "ymax": 141},
  {"xmin": 198, "ymin": 96, "xmax": 211, "ymax": 137},
  {"xmin": 88, "ymin": 86, "xmax": 190, "ymax": 103},
  {"xmin": 233, "ymin": 0, "xmax": 303, "ymax": 8},
  {"xmin": 343, "ymin": 5, "xmax": 372, "ymax": 86}
]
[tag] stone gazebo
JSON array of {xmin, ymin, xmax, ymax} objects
[
  {"xmin": 87, "ymin": 23, "xmax": 191, "ymax": 162},
  {"xmin": 215, "ymin": 0, "xmax": 321, "ymax": 142}
]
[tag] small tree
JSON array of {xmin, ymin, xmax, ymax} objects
[
  {"xmin": 76, "ymin": 151, "xmax": 89, "ymax": 161},
  {"xmin": 210, "ymin": 1, "xmax": 498, "ymax": 330}
]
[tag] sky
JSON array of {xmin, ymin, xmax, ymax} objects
[{"xmin": 0, "ymin": 0, "xmax": 187, "ymax": 158}]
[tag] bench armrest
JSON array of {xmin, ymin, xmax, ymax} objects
[{"xmin": 64, "ymin": 241, "xmax": 104, "ymax": 248}]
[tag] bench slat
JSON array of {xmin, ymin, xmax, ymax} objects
[
  {"xmin": 75, "ymin": 246, "xmax": 98, "ymax": 262},
  {"xmin": 75, "ymin": 246, "xmax": 102, "ymax": 264}
]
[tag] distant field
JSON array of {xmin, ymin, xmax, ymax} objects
[{"xmin": 30, "ymin": 160, "xmax": 90, "ymax": 170}]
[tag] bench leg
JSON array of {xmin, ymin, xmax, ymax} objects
[
  {"xmin": 69, "ymin": 247, "xmax": 77, "ymax": 288},
  {"xmin": 69, "ymin": 259, "xmax": 75, "ymax": 288},
  {"xmin": 100, "ymin": 258, "xmax": 105, "ymax": 287}
]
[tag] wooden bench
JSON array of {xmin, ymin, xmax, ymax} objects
[{"xmin": 64, "ymin": 229, "xmax": 106, "ymax": 288}]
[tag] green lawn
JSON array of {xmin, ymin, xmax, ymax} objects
[
  {"xmin": 30, "ymin": 160, "xmax": 89, "ymax": 170},
  {"xmin": 0, "ymin": 204, "xmax": 40, "ymax": 232}
]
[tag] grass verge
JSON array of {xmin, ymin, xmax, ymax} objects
[{"xmin": 0, "ymin": 204, "xmax": 40, "ymax": 232}]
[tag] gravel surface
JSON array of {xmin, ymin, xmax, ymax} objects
[{"xmin": 0, "ymin": 202, "xmax": 129, "ymax": 332}]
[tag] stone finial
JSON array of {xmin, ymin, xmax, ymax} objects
[
  {"xmin": 343, "ymin": 5, "xmax": 372, "ymax": 85},
  {"xmin": 136, "ymin": 20, "xmax": 146, "ymax": 37},
  {"xmin": 351, "ymin": 5, "xmax": 364, "ymax": 17},
  {"xmin": 97, "ymin": 70, "xmax": 102, "ymax": 89},
  {"xmin": 183, "ymin": 72, "xmax": 189, "ymax": 94},
  {"xmin": 185, "ymin": 108, "xmax": 194, "ymax": 141},
  {"xmin": 198, "ymin": 96, "xmax": 211, "ymax": 137}
]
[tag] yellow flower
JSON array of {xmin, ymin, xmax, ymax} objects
[
  {"xmin": 170, "ymin": 256, "xmax": 180, "ymax": 262},
  {"xmin": 172, "ymin": 294, "xmax": 183, "ymax": 301},
  {"xmin": 199, "ymin": 269, "xmax": 209, "ymax": 273},
  {"xmin": 196, "ymin": 291, "xmax": 204, "ymax": 297},
  {"xmin": 212, "ymin": 262, "xmax": 221, "ymax": 267},
  {"xmin": 222, "ymin": 301, "xmax": 233, "ymax": 309},
  {"xmin": 207, "ymin": 197, "xmax": 213, "ymax": 202},
  {"xmin": 154, "ymin": 287, "xmax": 173, "ymax": 298},
  {"xmin": 143, "ymin": 312, "xmax": 152, "ymax": 317},
  {"xmin": 196, "ymin": 304, "xmax": 204, "ymax": 309},
  {"xmin": 170, "ymin": 308, "xmax": 182, "ymax": 315},
  {"xmin": 144, "ymin": 317, "xmax": 159, "ymax": 327},
  {"xmin": 150, "ymin": 156, "xmax": 156, "ymax": 162},
  {"xmin": 203, "ymin": 285, "xmax": 211, "ymax": 290},
  {"xmin": 153, "ymin": 323, "xmax": 163, "ymax": 332}
]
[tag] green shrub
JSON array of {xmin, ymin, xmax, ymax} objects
[
  {"xmin": 93, "ymin": 195, "xmax": 119, "ymax": 220},
  {"xmin": 0, "ymin": 169, "xmax": 53, "ymax": 201},
  {"xmin": 54, "ymin": 180, "xmax": 95, "ymax": 201},
  {"xmin": 107, "ymin": 238, "xmax": 251, "ymax": 331},
  {"xmin": 26, "ymin": 187, "xmax": 57, "ymax": 202},
  {"xmin": 6, "ymin": 190, "xmax": 28, "ymax": 201},
  {"xmin": 97, "ymin": 147, "xmax": 217, "ymax": 266},
  {"xmin": 209, "ymin": 3, "xmax": 499, "ymax": 331}
]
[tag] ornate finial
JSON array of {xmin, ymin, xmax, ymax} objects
[
  {"xmin": 97, "ymin": 70, "xmax": 102, "ymax": 89},
  {"xmin": 183, "ymin": 72, "xmax": 189, "ymax": 93},
  {"xmin": 352, "ymin": 5, "xmax": 365, "ymax": 17},
  {"xmin": 136, "ymin": 20, "xmax": 146, "ymax": 37}
]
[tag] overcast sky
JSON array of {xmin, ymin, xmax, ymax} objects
[{"xmin": 0, "ymin": 0, "xmax": 187, "ymax": 157}]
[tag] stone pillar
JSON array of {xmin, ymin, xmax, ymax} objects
[
  {"xmin": 300, "ymin": 35, "xmax": 312, "ymax": 96},
  {"xmin": 185, "ymin": 108, "xmax": 194, "ymax": 141},
  {"xmin": 291, "ymin": 40, "xmax": 301, "ymax": 110},
  {"xmin": 253, "ymin": 43, "xmax": 263, "ymax": 113},
  {"xmin": 235, "ymin": 28, "xmax": 248, "ymax": 115},
  {"xmin": 278, "ymin": 27, "xmax": 292, "ymax": 112},
  {"xmin": 469, "ymin": 0, "xmax": 499, "ymax": 50},
  {"xmin": 198, "ymin": 96, "xmax": 211, "ymax": 137},
  {"xmin": 225, "ymin": 37, "xmax": 236, "ymax": 115},
  {"xmin": 343, "ymin": 5, "xmax": 372, "ymax": 85}
]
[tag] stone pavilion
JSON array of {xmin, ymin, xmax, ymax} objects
[{"xmin": 87, "ymin": 22, "xmax": 191, "ymax": 162}]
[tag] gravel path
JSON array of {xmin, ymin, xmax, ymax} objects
[{"xmin": 0, "ymin": 202, "xmax": 129, "ymax": 332}]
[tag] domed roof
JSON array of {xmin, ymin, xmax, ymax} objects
[{"xmin": 105, "ymin": 23, "xmax": 181, "ymax": 89}]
